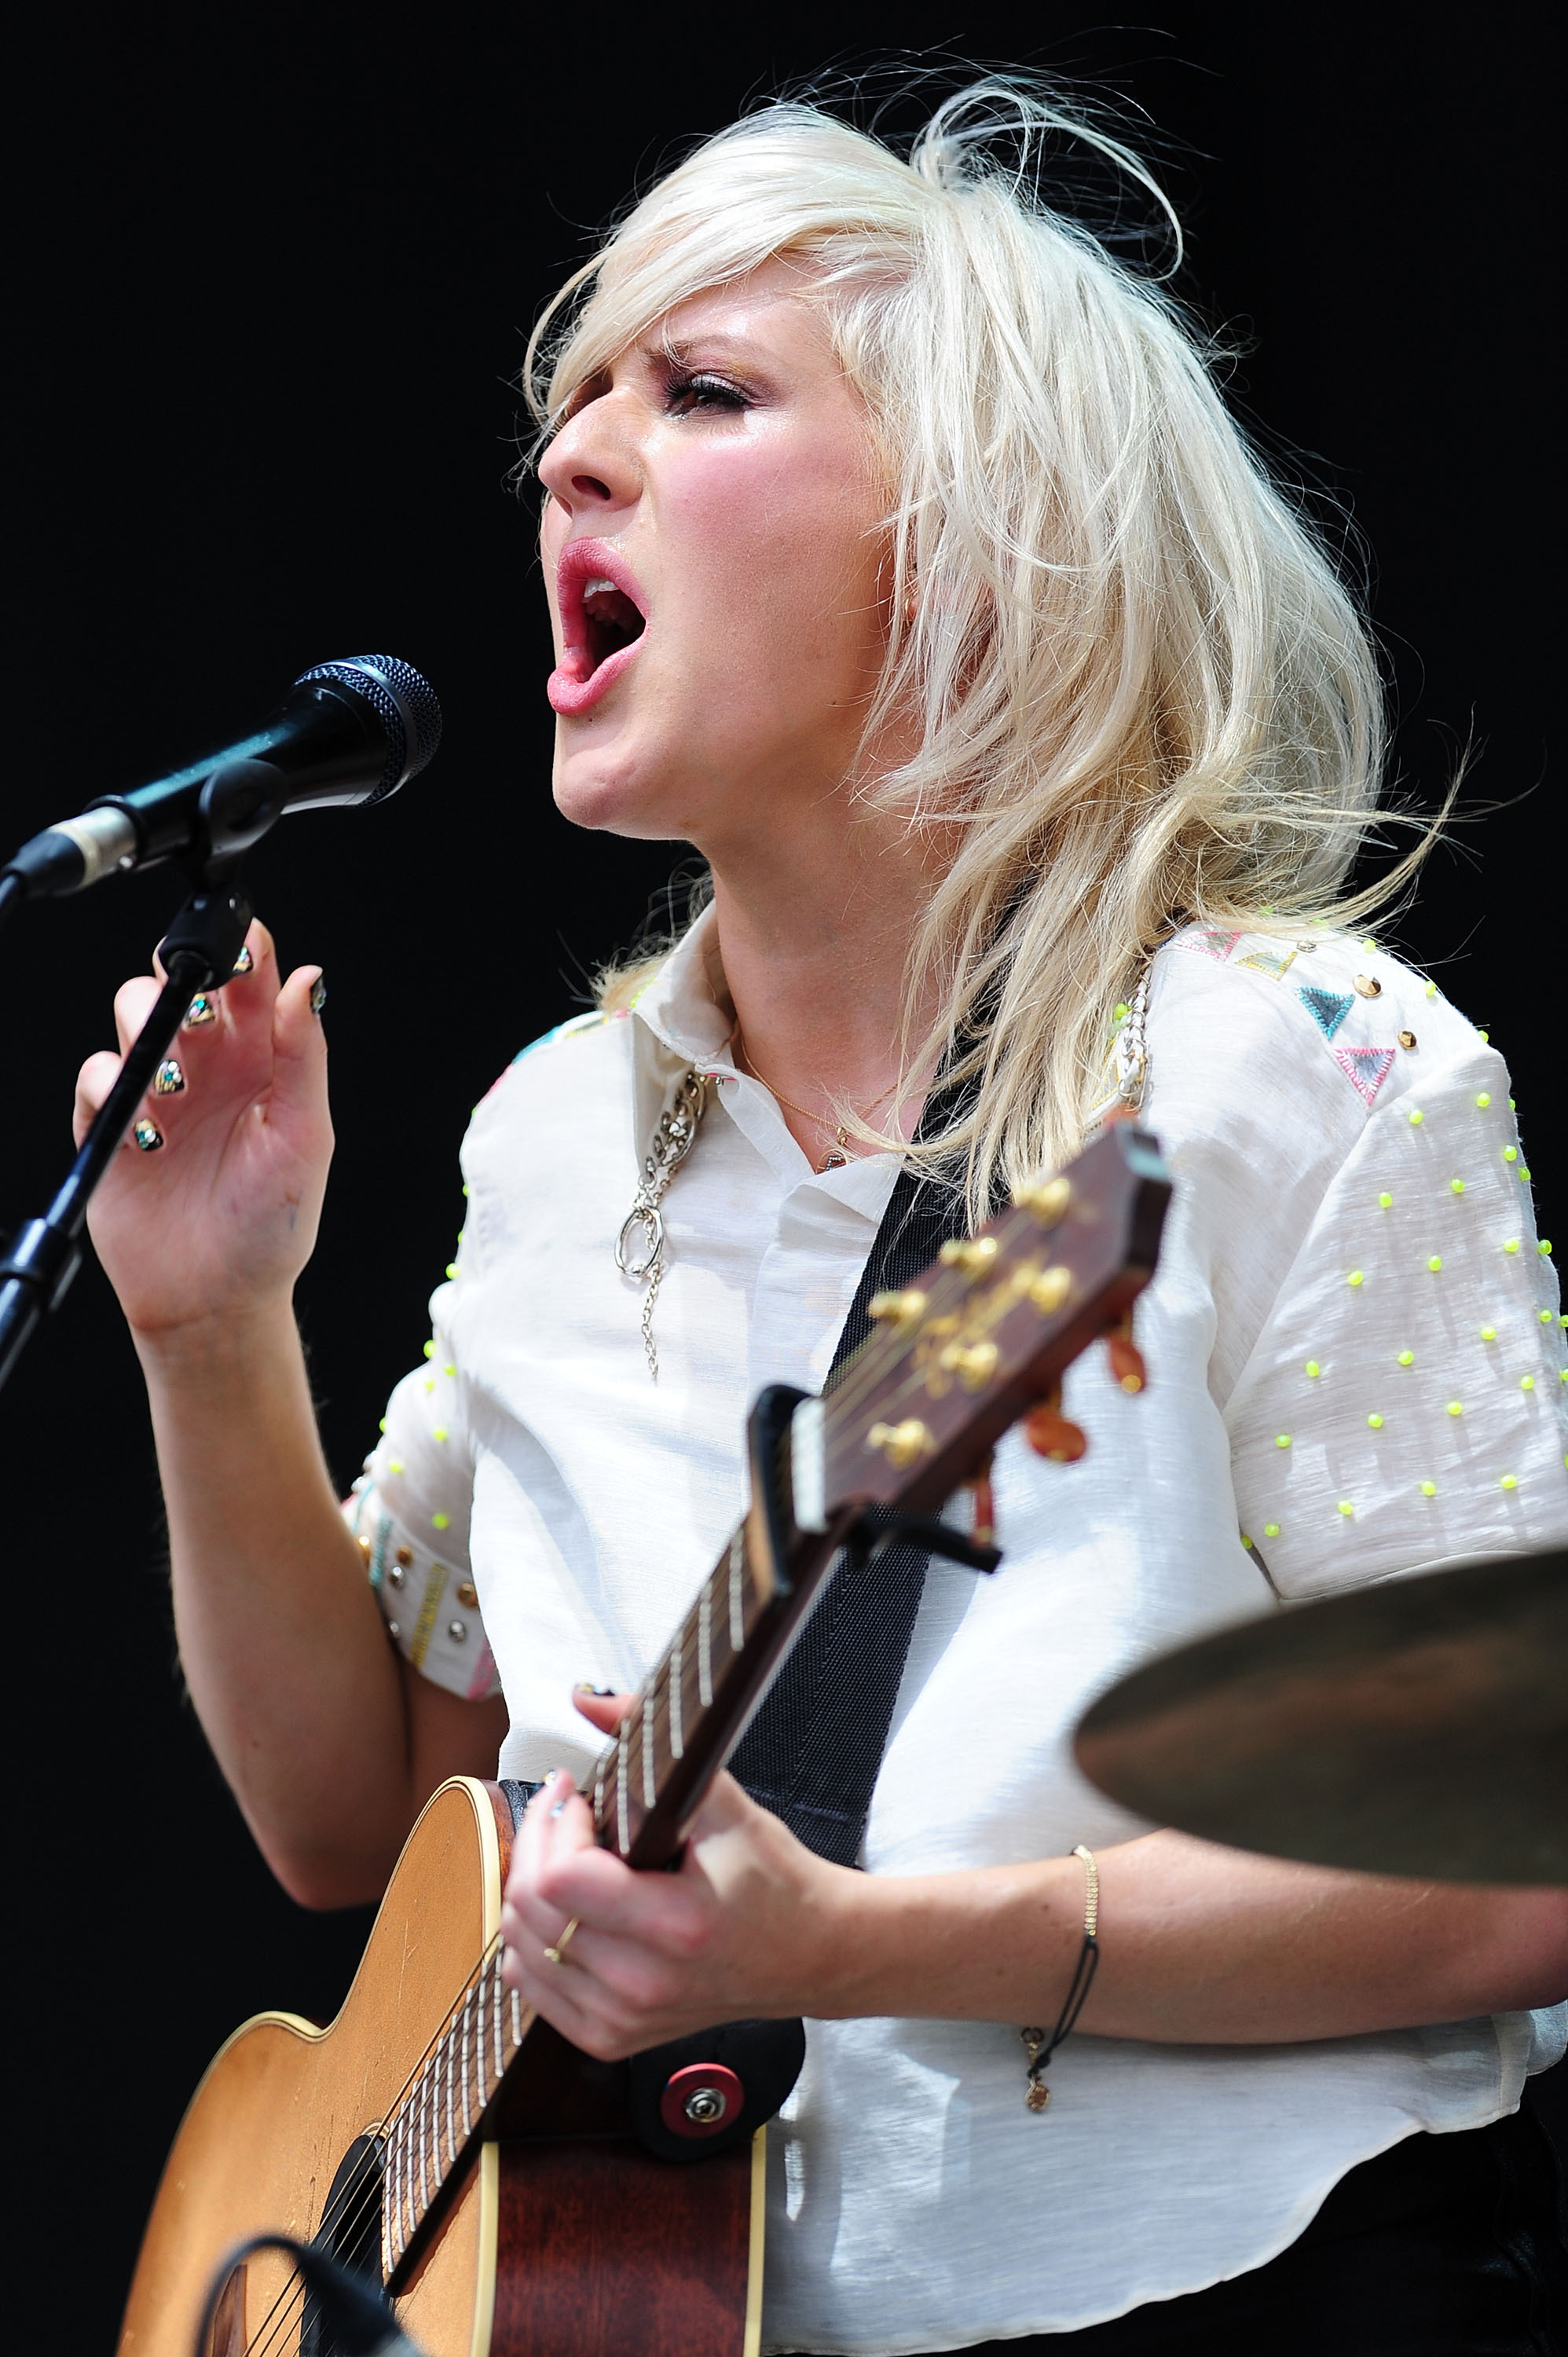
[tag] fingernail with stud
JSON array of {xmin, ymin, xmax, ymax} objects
[
  {"xmin": 132, "ymin": 1119, "xmax": 164, "ymax": 1152},
  {"xmin": 152, "ymin": 1059, "xmax": 185, "ymax": 1097},
  {"xmin": 232, "ymin": 944, "xmax": 255, "ymax": 975},
  {"xmin": 182, "ymin": 995, "xmax": 217, "ymax": 1028},
  {"xmin": 309, "ymin": 974, "xmax": 327, "ymax": 1017},
  {"xmin": 574, "ymin": 1680, "xmax": 616, "ymax": 1697}
]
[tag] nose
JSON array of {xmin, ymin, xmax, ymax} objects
[{"xmin": 538, "ymin": 390, "xmax": 643, "ymax": 521}]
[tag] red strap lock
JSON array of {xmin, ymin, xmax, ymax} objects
[{"xmin": 659, "ymin": 2061, "xmax": 746, "ymax": 2139}]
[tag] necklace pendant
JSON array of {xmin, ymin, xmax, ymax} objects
[
  {"xmin": 818, "ymin": 1149, "xmax": 848, "ymax": 1172},
  {"xmin": 1025, "ymin": 2080, "xmax": 1050, "ymax": 2113}
]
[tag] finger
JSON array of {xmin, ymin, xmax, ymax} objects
[
  {"xmin": 572, "ymin": 1685, "xmax": 636, "ymax": 1734},
  {"xmin": 73, "ymin": 1050, "xmax": 123, "ymax": 1146},
  {"xmin": 269, "ymin": 961, "xmax": 329, "ymax": 1109},
  {"xmin": 112, "ymin": 973, "xmax": 163, "ymax": 1058}
]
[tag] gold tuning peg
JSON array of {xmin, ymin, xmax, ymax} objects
[
  {"xmin": 867, "ymin": 1288, "xmax": 929, "ymax": 1335},
  {"xmin": 1105, "ymin": 1314, "xmax": 1146, "ymax": 1395},
  {"xmin": 1022, "ymin": 1382, "xmax": 1088, "ymax": 1464},
  {"xmin": 1013, "ymin": 1175, "xmax": 1071, "ymax": 1226},
  {"xmin": 939, "ymin": 1236, "xmax": 1000, "ymax": 1279},
  {"xmin": 866, "ymin": 1417, "xmax": 936, "ymax": 1468}
]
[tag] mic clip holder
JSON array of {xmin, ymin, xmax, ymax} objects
[{"xmin": 0, "ymin": 858, "xmax": 253, "ymax": 1396}]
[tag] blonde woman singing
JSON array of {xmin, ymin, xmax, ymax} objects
[{"xmin": 80, "ymin": 86, "xmax": 1566, "ymax": 2355}]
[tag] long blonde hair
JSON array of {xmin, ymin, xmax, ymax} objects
[{"xmin": 526, "ymin": 82, "xmax": 1431, "ymax": 1213}]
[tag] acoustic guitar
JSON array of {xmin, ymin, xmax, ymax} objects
[{"xmin": 118, "ymin": 1120, "xmax": 1171, "ymax": 2357}]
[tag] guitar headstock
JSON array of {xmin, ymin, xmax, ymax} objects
[{"xmin": 819, "ymin": 1123, "xmax": 1171, "ymax": 1521}]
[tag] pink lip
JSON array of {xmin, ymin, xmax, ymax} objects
[{"xmin": 548, "ymin": 538, "xmax": 649, "ymax": 717}]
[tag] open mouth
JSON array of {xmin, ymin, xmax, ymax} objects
[
  {"xmin": 549, "ymin": 540, "xmax": 649, "ymax": 716},
  {"xmin": 581, "ymin": 578, "xmax": 646, "ymax": 672}
]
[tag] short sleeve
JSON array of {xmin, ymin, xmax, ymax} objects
[
  {"xmin": 345, "ymin": 1259, "xmax": 500, "ymax": 1703},
  {"xmin": 1225, "ymin": 1040, "xmax": 1566, "ymax": 1599}
]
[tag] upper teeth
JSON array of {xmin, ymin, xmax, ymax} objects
[{"xmin": 583, "ymin": 577, "xmax": 617, "ymax": 598}]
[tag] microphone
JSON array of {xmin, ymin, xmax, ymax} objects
[{"xmin": 3, "ymin": 654, "xmax": 441, "ymax": 898}]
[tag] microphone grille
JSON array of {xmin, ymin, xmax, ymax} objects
[{"xmin": 294, "ymin": 655, "xmax": 443, "ymax": 799}]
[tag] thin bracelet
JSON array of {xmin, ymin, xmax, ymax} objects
[{"xmin": 1020, "ymin": 1845, "xmax": 1100, "ymax": 2113}]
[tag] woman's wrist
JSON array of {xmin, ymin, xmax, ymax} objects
[{"xmin": 132, "ymin": 1288, "xmax": 304, "ymax": 1380}]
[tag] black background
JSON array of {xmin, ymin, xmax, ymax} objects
[{"xmin": 3, "ymin": 4, "xmax": 1560, "ymax": 2341}]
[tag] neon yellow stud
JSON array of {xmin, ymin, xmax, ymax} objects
[
  {"xmin": 1420, "ymin": 1480, "xmax": 1437, "ymax": 1496},
  {"xmin": 445, "ymin": 1263, "xmax": 460, "ymax": 1280},
  {"xmin": 1263, "ymin": 1522, "xmax": 1281, "ymax": 1538},
  {"xmin": 1409, "ymin": 1109, "xmax": 1424, "ymax": 1126},
  {"xmin": 443, "ymin": 1362, "xmax": 456, "ymax": 1377},
  {"xmin": 1504, "ymin": 1240, "xmax": 1520, "ymax": 1255},
  {"xmin": 1500, "ymin": 1475, "xmax": 1519, "ymax": 1491},
  {"xmin": 432, "ymin": 1425, "xmax": 449, "ymax": 1441},
  {"xmin": 1361, "ymin": 937, "xmax": 1376, "ymax": 951},
  {"xmin": 1480, "ymin": 1325, "xmax": 1497, "ymax": 1342},
  {"xmin": 1424, "ymin": 981, "xmax": 1437, "ymax": 999},
  {"xmin": 423, "ymin": 1340, "xmax": 435, "ymax": 1358},
  {"xmin": 1114, "ymin": 1003, "xmax": 1130, "ymax": 1021},
  {"xmin": 1504, "ymin": 1147, "xmax": 1519, "ymax": 1164},
  {"xmin": 1521, "ymin": 1376, "xmax": 1535, "ymax": 1393},
  {"xmin": 1447, "ymin": 1401, "xmax": 1464, "ymax": 1417},
  {"xmin": 1478, "ymin": 1029, "xmax": 1489, "ymax": 1043},
  {"xmin": 1427, "ymin": 1255, "xmax": 1442, "ymax": 1273},
  {"xmin": 1240, "ymin": 1533, "xmax": 1254, "ymax": 1549},
  {"xmin": 432, "ymin": 1512, "xmax": 451, "ymax": 1530},
  {"xmin": 1305, "ymin": 1360, "xmax": 1321, "ymax": 1378},
  {"xmin": 1275, "ymin": 1433, "xmax": 1291, "ymax": 1450},
  {"xmin": 1348, "ymin": 1270, "xmax": 1365, "ymax": 1287},
  {"xmin": 1337, "ymin": 1500, "xmax": 1354, "ymax": 1516},
  {"xmin": 1398, "ymin": 1350, "xmax": 1414, "ymax": 1365},
  {"xmin": 1475, "ymin": 1092, "xmax": 1491, "ymax": 1108},
  {"xmin": 378, "ymin": 1417, "xmax": 387, "ymax": 1432},
  {"xmin": 1449, "ymin": 1179, "xmax": 1465, "ymax": 1195},
  {"xmin": 1541, "ymin": 1241, "xmax": 1555, "ymax": 1255},
  {"xmin": 388, "ymin": 1459, "xmax": 404, "ymax": 1475},
  {"xmin": 1367, "ymin": 1413, "xmax": 1383, "ymax": 1428},
  {"xmin": 1520, "ymin": 1166, "xmax": 1532, "ymax": 1182},
  {"xmin": 461, "ymin": 1183, "xmax": 471, "ymax": 1197},
  {"xmin": 1543, "ymin": 1311, "xmax": 1555, "ymax": 1325},
  {"xmin": 1378, "ymin": 1191, "xmax": 1394, "ymax": 1208}
]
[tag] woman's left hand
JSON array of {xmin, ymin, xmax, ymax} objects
[{"xmin": 498, "ymin": 1693, "xmax": 849, "ymax": 2058}]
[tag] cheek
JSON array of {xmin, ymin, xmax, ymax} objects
[{"xmin": 662, "ymin": 448, "xmax": 886, "ymax": 679}]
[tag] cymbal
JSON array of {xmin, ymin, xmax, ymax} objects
[{"xmin": 1074, "ymin": 1549, "xmax": 1568, "ymax": 1884}]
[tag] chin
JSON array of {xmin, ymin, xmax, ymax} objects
[{"xmin": 551, "ymin": 732, "xmax": 696, "ymax": 842}]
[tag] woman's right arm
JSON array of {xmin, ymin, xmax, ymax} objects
[{"xmin": 79, "ymin": 922, "xmax": 507, "ymax": 1907}]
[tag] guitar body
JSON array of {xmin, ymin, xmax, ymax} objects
[{"xmin": 119, "ymin": 1778, "xmax": 760, "ymax": 2357}]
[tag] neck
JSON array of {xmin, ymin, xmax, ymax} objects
[{"xmin": 704, "ymin": 794, "xmax": 941, "ymax": 1160}]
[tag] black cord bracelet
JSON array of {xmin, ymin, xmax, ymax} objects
[{"xmin": 1020, "ymin": 1843, "xmax": 1100, "ymax": 2112}]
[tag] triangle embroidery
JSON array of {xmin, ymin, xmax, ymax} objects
[
  {"xmin": 1240, "ymin": 947, "xmax": 1297, "ymax": 981},
  {"xmin": 1299, "ymin": 985, "xmax": 1354, "ymax": 1039},
  {"xmin": 1333, "ymin": 1046, "xmax": 1396, "ymax": 1106},
  {"xmin": 1188, "ymin": 927, "xmax": 1242, "ymax": 962}
]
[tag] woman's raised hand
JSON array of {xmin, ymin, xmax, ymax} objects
[{"xmin": 74, "ymin": 920, "xmax": 334, "ymax": 1338}]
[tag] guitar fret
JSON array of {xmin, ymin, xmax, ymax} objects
[
  {"xmin": 417, "ymin": 2064, "xmax": 431, "ymax": 2218},
  {"xmin": 728, "ymin": 1529, "xmax": 746, "ymax": 1651},
  {"xmin": 642, "ymin": 1688, "xmax": 658, "ymax": 1807},
  {"xmin": 698, "ymin": 1581, "xmax": 713, "ymax": 1706},
  {"xmin": 442, "ymin": 2021, "xmax": 456, "ymax": 2172},
  {"xmin": 669, "ymin": 1634, "xmax": 683, "ymax": 1758},
  {"xmin": 617, "ymin": 1726, "xmax": 630, "ymax": 1853},
  {"xmin": 493, "ymin": 1956, "xmax": 505, "ymax": 2082}
]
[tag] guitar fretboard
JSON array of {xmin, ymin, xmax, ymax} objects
[{"xmin": 381, "ymin": 1943, "xmax": 523, "ymax": 2278}]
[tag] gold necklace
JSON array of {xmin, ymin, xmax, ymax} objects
[{"xmin": 734, "ymin": 1036, "xmax": 899, "ymax": 1173}]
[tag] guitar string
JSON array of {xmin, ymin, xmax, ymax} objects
[
  {"xmin": 238, "ymin": 1932, "xmax": 513, "ymax": 2357},
  {"xmin": 237, "ymin": 1207, "xmax": 1091, "ymax": 2350}
]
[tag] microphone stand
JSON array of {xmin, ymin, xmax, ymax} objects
[{"xmin": 0, "ymin": 864, "xmax": 254, "ymax": 1398}]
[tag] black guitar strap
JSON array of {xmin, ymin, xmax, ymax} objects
[{"xmin": 729, "ymin": 1134, "xmax": 975, "ymax": 1868}]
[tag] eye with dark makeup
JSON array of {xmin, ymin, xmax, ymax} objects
[{"xmin": 662, "ymin": 369, "xmax": 751, "ymax": 417}]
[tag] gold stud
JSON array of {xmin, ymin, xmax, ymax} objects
[
  {"xmin": 395, "ymin": 1545, "xmax": 413, "ymax": 1568},
  {"xmin": 1013, "ymin": 1175, "xmax": 1071, "ymax": 1226},
  {"xmin": 936, "ymin": 1340, "xmax": 999, "ymax": 1390},
  {"xmin": 456, "ymin": 1579, "xmax": 478, "ymax": 1607},
  {"xmin": 1026, "ymin": 1266, "xmax": 1072, "ymax": 1314},
  {"xmin": 866, "ymin": 1418, "xmax": 936, "ymax": 1468},
  {"xmin": 1354, "ymin": 974, "xmax": 1382, "ymax": 997},
  {"xmin": 1398, "ymin": 1029, "xmax": 1416, "ymax": 1050}
]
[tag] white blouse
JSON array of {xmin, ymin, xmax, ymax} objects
[{"xmin": 349, "ymin": 908, "xmax": 1567, "ymax": 2355}]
